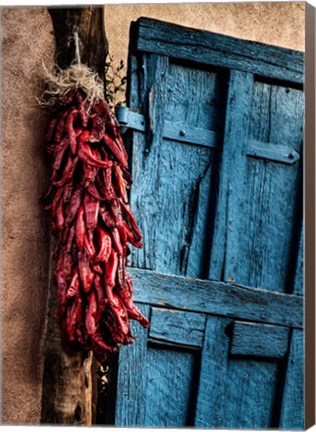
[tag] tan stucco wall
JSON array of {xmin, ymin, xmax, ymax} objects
[
  {"xmin": 2, "ymin": 7, "xmax": 55, "ymax": 424},
  {"xmin": 104, "ymin": 2, "xmax": 305, "ymax": 76}
]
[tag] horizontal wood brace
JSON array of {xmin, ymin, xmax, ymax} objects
[
  {"xmin": 148, "ymin": 307, "xmax": 205, "ymax": 348},
  {"xmin": 115, "ymin": 106, "xmax": 300, "ymax": 164},
  {"xmin": 230, "ymin": 321, "xmax": 290, "ymax": 358},
  {"xmin": 133, "ymin": 18, "xmax": 304, "ymax": 84},
  {"xmin": 129, "ymin": 268, "xmax": 303, "ymax": 329}
]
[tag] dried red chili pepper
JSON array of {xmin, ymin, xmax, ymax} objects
[{"xmin": 43, "ymin": 89, "xmax": 148, "ymax": 363}]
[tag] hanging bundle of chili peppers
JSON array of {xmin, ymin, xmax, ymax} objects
[{"xmin": 42, "ymin": 67, "xmax": 149, "ymax": 363}]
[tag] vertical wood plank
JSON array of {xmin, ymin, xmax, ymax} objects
[
  {"xmin": 208, "ymin": 70, "xmax": 254, "ymax": 282},
  {"xmin": 194, "ymin": 316, "xmax": 231, "ymax": 427},
  {"xmin": 129, "ymin": 54, "xmax": 169, "ymax": 270},
  {"xmin": 293, "ymin": 223, "xmax": 304, "ymax": 296},
  {"xmin": 279, "ymin": 227, "xmax": 304, "ymax": 429},
  {"xmin": 145, "ymin": 346, "xmax": 198, "ymax": 426},
  {"xmin": 115, "ymin": 304, "xmax": 150, "ymax": 427},
  {"xmin": 279, "ymin": 329, "xmax": 304, "ymax": 429},
  {"xmin": 238, "ymin": 81, "xmax": 304, "ymax": 292}
]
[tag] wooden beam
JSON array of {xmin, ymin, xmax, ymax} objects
[
  {"xmin": 134, "ymin": 17, "xmax": 304, "ymax": 84},
  {"xmin": 129, "ymin": 267, "xmax": 303, "ymax": 328},
  {"xmin": 41, "ymin": 7, "xmax": 108, "ymax": 425},
  {"xmin": 48, "ymin": 7, "xmax": 108, "ymax": 80}
]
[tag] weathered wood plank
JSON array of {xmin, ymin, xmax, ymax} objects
[
  {"xmin": 247, "ymin": 139, "xmax": 300, "ymax": 165},
  {"xmin": 293, "ymin": 224, "xmax": 303, "ymax": 296},
  {"xmin": 149, "ymin": 307, "xmax": 205, "ymax": 348},
  {"xmin": 163, "ymin": 121, "xmax": 216, "ymax": 148},
  {"xmin": 130, "ymin": 60, "xmax": 222, "ymax": 279},
  {"xmin": 115, "ymin": 304, "xmax": 150, "ymax": 427},
  {"xmin": 220, "ymin": 357, "xmax": 280, "ymax": 428},
  {"xmin": 128, "ymin": 54, "xmax": 168, "ymax": 270},
  {"xmin": 194, "ymin": 316, "xmax": 231, "ymax": 426},
  {"xmin": 129, "ymin": 268, "xmax": 303, "ymax": 328},
  {"xmin": 237, "ymin": 80, "xmax": 304, "ymax": 292},
  {"xmin": 41, "ymin": 9, "xmax": 109, "ymax": 425},
  {"xmin": 230, "ymin": 321, "xmax": 289, "ymax": 358},
  {"xmin": 118, "ymin": 109, "xmax": 300, "ymax": 165},
  {"xmin": 134, "ymin": 18, "xmax": 304, "ymax": 84},
  {"xmin": 208, "ymin": 70, "xmax": 253, "ymax": 282},
  {"xmin": 279, "ymin": 329, "xmax": 304, "ymax": 429},
  {"xmin": 145, "ymin": 345, "xmax": 198, "ymax": 426},
  {"xmin": 48, "ymin": 7, "xmax": 108, "ymax": 79}
]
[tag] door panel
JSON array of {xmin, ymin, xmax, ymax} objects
[
  {"xmin": 145, "ymin": 344, "xmax": 198, "ymax": 426},
  {"xmin": 113, "ymin": 18, "xmax": 304, "ymax": 429}
]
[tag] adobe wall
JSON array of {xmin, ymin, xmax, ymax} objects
[{"xmin": 2, "ymin": 7, "xmax": 55, "ymax": 424}]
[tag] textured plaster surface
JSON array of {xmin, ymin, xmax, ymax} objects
[
  {"xmin": 1, "ymin": 7, "xmax": 55, "ymax": 424},
  {"xmin": 104, "ymin": 2, "xmax": 305, "ymax": 81}
]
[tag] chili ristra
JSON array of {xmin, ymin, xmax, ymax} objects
[{"xmin": 43, "ymin": 89, "xmax": 149, "ymax": 363}]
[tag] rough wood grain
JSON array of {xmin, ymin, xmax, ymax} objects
[
  {"xmin": 149, "ymin": 307, "xmax": 205, "ymax": 348},
  {"xmin": 195, "ymin": 316, "xmax": 231, "ymax": 426},
  {"xmin": 208, "ymin": 70, "xmax": 253, "ymax": 282},
  {"xmin": 230, "ymin": 321, "xmax": 289, "ymax": 358},
  {"xmin": 41, "ymin": 8, "xmax": 109, "ymax": 425},
  {"xmin": 219, "ymin": 357, "xmax": 279, "ymax": 428},
  {"xmin": 115, "ymin": 304, "xmax": 150, "ymax": 427},
  {"xmin": 237, "ymin": 79, "xmax": 304, "ymax": 292},
  {"xmin": 114, "ymin": 18, "xmax": 304, "ymax": 429},
  {"xmin": 135, "ymin": 18, "xmax": 304, "ymax": 84},
  {"xmin": 145, "ymin": 345, "xmax": 198, "ymax": 426},
  {"xmin": 129, "ymin": 59, "xmax": 225, "ymax": 279},
  {"xmin": 128, "ymin": 54, "xmax": 168, "ymax": 271},
  {"xmin": 128, "ymin": 268, "xmax": 303, "ymax": 328},
  {"xmin": 279, "ymin": 329, "xmax": 304, "ymax": 429},
  {"xmin": 48, "ymin": 7, "xmax": 108, "ymax": 79},
  {"xmin": 41, "ymin": 275, "xmax": 93, "ymax": 425}
]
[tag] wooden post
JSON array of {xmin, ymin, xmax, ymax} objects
[{"xmin": 40, "ymin": 7, "xmax": 108, "ymax": 425}]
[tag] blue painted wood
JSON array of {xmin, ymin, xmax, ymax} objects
[
  {"xmin": 219, "ymin": 357, "xmax": 280, "ymax": 428},
  {"xmin": 235, "ymin": 79, "xmax": 304, "ymax": 293},
  {"xmin": 208, "ymin": 70, "xmax": 253, "ymax": 282},
  {"xmin": 135, "ymin": 18, "xmax": 304, "ymax": 84},
  {"xmin": 279, "ymin": 329, "xmax": 304, "ymax": 429},
  {"xmin": 194, "ymin": 316, "xmax": 231, "ymax": 427},
  {"xmin": 117, "ymin": 109, "xmax": 300, "ymax": 164},
  {"xmin": 230, "ymin": 321, "xmax": 290, "ymax": 358},
  {"xmin": 112, "ymin": 17, "xmax": 304, "ymax": 430},
  {"xmin": 247, "ymin": 139, "xmax": 300, "ymax": 165},
  {"xmin": 115, "ymin": 304, "xmax": 150, "ymax": 426},
  {"xmin": 130, "ymin": 59, "xmax": 223, "ymax": 279},
  {"xmin": 294, "ymin": 224, "xmax": 304, "ymax": 296},
  {"xmin": 128, "ymin": 268, "xmax": 303, "ymax": 329},
  {"xmin": 149, "ymin": 307, "xmax": 205, "ymax": 348},
  {"xmin": 145, "ymin": 345, "xmax": 198, "ymax": 426}
]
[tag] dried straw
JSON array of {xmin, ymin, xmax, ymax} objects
[{"xmin": 38, "ymin": 62, "xmax": 105, "ymax": 108}]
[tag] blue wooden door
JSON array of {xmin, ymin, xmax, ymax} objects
[{"xmin": 113, "ymin": 18, "xmax": 304, "ymax": 429}]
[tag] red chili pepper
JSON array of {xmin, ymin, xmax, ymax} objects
[
  {"xmin": 43, "ymin": 90, "xmax": 146, "ymax": 360},
  {"xmin": 120, "ymin": 199, "xmax": 142, "ymax": 241},
  {"xmin": 103, "ymin": 133, "xmax": 128, "ymax": 169},
  {"xmin": 66, "ymin": 267, "xmax": 80, "ymax": 299},
  {"xmin": 76, "ymin": 206, "xmax": 86, "ymax": 250},
  {"xmin": 65, "ymin": 109, "xmax": 79, "ymax": 154},
  {"xmin": 83, "ymin": 192, "xmax": 99, "ymax": 231},
  {"xmin": 78, "ymin": 250, "xmax": 94, "ymax": 293},
  {"xmin": 78, "ymin": 131, "xmax": 113, "ymax": 168},
  {"xmin": 113, "ymin": 163, "xmax": 128, "ymax": 203},
  {"xmin": 64, "ymin": 186, "xmax": 82, "ymax": 226},
  {"xmin": 53, "ymin": 155, "xmax": 78, "ymax": 187},
  {"xmin": 84, "ymin": 230, "xmax": 96, "ymax": 259},
  {"xmin": 95, "ymin": 226, "xmax": 112, "ymax": 263}
]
